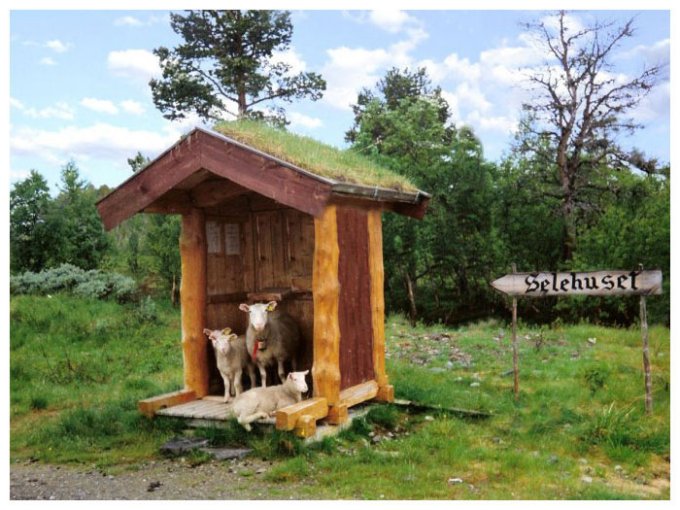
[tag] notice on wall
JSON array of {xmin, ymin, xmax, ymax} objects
[
  {"xmin": 224, "ymin": 223, "xmax": 240, "ymax": 255},
  {"xmin": 206, "ymin": 221, "xmax": 221, "ymax": 254}
]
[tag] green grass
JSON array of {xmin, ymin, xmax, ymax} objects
[
  {"xmin": 213, "ymin": 120, "xmax": 417, "ymax": 192},
  {"xmin": 10, "ymin": 294, "xmax": 186, "ymax": 466},
  {"xmin": 10, "ymin": 296, "xmax": 670, "ymax": 499}
]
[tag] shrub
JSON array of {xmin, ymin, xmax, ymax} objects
[
  {"xmin": 11, "ymin": 264, "xmax": 137, "ymax": 303},
  {"xmin": 135, "ymin": 296, "xmax": 159, "ymax": 323}
]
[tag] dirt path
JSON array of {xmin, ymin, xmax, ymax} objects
[{"xmin": 10, "ymin": 458, "xmax": 312, "ymax": 500}]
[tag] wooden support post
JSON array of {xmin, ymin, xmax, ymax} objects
[
  {"xmin": 138, "ymin": 390, "xmax": 196, "ymax": 418},
  {"xmin": 295, "ymin": 415, "xmax": 317, "ymax": 438},
  {"xmin": 511, "ymin": 263, "xmax": 519, "ymax": 402},
  {"xmin": 340, "ymin": 380, "xmax": 379, "ymax": 408},
  {"xmin": 367, "ymin": 209, "xmax": 393, "ymax": 402},
  {"xmin": 275, "ymin": 397, "xmax": 328, "ymax": 431},
  {"xmin": 312, "ymin": 205, "xmax": 345, "ymax": 424},
  {"xmin": 180, "ymin": 208, "xmax": 209, "ymax": 398},
  {"xmin": 640, "ymin": 295, "xmax": 653, "ymax": 414}
]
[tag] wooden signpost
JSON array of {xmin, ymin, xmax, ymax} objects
[{"xmin": 491, "ymin": 267, "xmax": 662, "ymax": 412}]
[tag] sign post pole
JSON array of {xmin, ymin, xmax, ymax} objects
[
  {"xmin": 511, "ymin": 263, "xmax": 519, "ymax": 402},
  {"xmin": 490, "ymin": 268, "xmax": 662, "ymax": 412},
  {"xmin": 639, "ymin": 266, "xmax": 653, "ymax": 414}
]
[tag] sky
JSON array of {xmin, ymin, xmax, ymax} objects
[{"xmin": 6, "ymin": 5, "xmax": 672, "ymax": 194}]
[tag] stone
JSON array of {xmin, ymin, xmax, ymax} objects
[
  {"xmin": 448, "ymin": 477, "xmax": 464, "ymax": 485},
  {"xmin": 201, "ymin": 447, "xmax": 252, "ymax": 461},
  {"xmin": 548, "ymin": 455, "xmax": 559, "ymax": 464},
  {"xmin": 587, "ymin": 338, "xmax": 597, "ymax": 345},
  {"xmin": 160, "ymin": 437, "xmax": 210, "ymax": 456},
  {"xmin": 581, "ymin": 476, "xmax": 593, "ymax": 484},
  {"xmin": 147, "ymin": 481, "xmax": 162, "ymax": 492},
  {"xmin": 424, "ymin": 415, "xmax": 435, "ymax": 422},
  {"xmin": 470, "ymin": 382, "xmax": 480, "ymax": 388}
]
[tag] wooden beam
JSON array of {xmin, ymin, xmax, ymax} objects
[
  {"xmin": 312, "ymin": 205, "xmax": 344, "ymax": 422},
  {"xmin": 143, "ymin": 189, "xmax": 194, "ymax": 214},
  {"xmin": 138, "ymin": 390, "xmax": 196, "ymax": 418},
  {"xmin": 247, "ymin": 287, "xmax": 293, "ymax": 303},
  {"xmin": 180, "ymin": 208, "xmax": 209, "ymax": 397},
  {"xmin": 97, "ymin": 131, "xmax": 202, "ymax": 230},
  {"xmin": 189, "ymin": 178, "xmax": 250, "ymax": 208},
  {"xmin": 367, "ymin": 209, "xmax": 393, "ymax": 402},
  {"xmin": 206, "ymin": 291, "xmax": 249, "ymax": 305},
  {"xmin": 275, "ymin": 397, "xmax": 328, "ymax": 431},
  {"xmin": 198, "ymin": 130, "xmax": 333, "ymax": 218},
  {"xmin": 339, "ymin": 380, "xmax": 379, "ymax": 408}
]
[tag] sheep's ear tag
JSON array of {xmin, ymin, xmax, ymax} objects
[
  {"xmin": 266, "ymin": 303, "xmax": 276, "ymax": 312},
  {"xmin": 221, "ymin": 327, "xmax": 231, "ymax": 335}
]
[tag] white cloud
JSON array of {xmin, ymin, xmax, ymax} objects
[
  {"xmin": 288, "ymin": 112, "xmax": 323, "ymax": 129},
  {"xmin": 114, "ymin": 16, "xmax": 144, "ymax": 27},
  {"xmin": 321, "ymin": 10, "xmax": 428, "ymax": 110},
  {"xmin": 120, "ymin": 100, "xmax": 146, "ymax": 115},
  {"xmin": 454, "ymin": 82, "xmax": 492, "ymax": 114},
  {"xmin": 616, "ymin": 38, "xmax": 670, "ymax": 66},
  {"xmin": 10, "ymin": 123, "xmax": 182, "ymax": 164},
  {"xmin": 12, "ymin": 100, "xmax": 75, "ymax": 120},
  {"xmin": 81, "ymin": 98, "xmax": 119, "ymax": 115},
  {"xmin": 540, "ymin": 12, "xmax": 585, "ymax": 35},
  {"xmin": 39, "ymin": 57, "xmax": 57, "ymax": 66},
  {"xmin": 114, "ymin": 14, "xmax": 167, "ymax": 28},
  {"xmin": 321, "ymin": 46, "xmax": 391, "ymax": 110},
  {"xmin": 10, "ymin": 97, "xmax": 24, "ymax": 110},
  {"xmin": 271, "ymin": 47, "xmax": 307, "ymax": 74},
  {"xmin": 466, "ymin": 110, "xmax": 518, "ymax": 134},
  {"xmin": 107, "ymin": 49, "xmax": 161, "ymax": 82},
  {"xmin": 632, "ymin": 80, "xmax": 671, "ymax": 123},
  {"xmin": 45, "ymin": 39, "xmax": 71, "ymax": 53},
  {"xmin": 368, "ymin": 10, "xmax": 412, "ymax": 33},
  {"xmin": 10, "ymin": 168, "xmax": 32, "ymax": 182}
]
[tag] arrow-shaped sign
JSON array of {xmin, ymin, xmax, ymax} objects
[{"xmin": 491, "ymin": 270, "xmax": 662, "ymax": 298}]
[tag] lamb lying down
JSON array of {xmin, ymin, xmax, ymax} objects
[{"xmin": 229, "ymin": 370, "xmax": 309, "ymax": 431}]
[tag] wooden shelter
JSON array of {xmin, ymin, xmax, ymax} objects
[{"xmin": 97, "ymin": 126, "xmax": 430, "ymax": 437}]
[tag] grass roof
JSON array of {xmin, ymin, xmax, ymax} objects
[{"xmin": 213, "ymin": 120, "xmax": 417, "ymax": 192}]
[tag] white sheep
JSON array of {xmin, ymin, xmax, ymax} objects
[
  {"xmin": 238, "ymin": 301, "xmax": 301, "ymax": 387},
  {"xmin": 203, "ymin": 328, "xmax": 257, "ymax": 402},
  {"xmin": 229, "ymin": 370, "xmax": 309, "ymax": 431}
]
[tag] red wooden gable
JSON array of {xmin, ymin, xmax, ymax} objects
[{"xmin": 97, "ymin": 127, "xmax": 430, "ymax": 230}]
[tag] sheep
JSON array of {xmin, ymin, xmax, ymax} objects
[
  {"xmin": 203, "ymin": 327, "xmax": 257, "ymax": 402},
  {"xmin": 229, "ymin": 370, "xmax": 309, "ymax": 431},
  {"xmin": 238, "ymin": 301, "xmax": 301, "ymax": 387}
]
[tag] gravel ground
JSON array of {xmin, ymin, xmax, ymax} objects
[{"xmin": 10, "ymin": 458, "xmax": 310, "ymax": 500}]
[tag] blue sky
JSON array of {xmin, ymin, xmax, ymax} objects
[{"xmin": 8, "ymin": 7, "xmax": 671, "ymax": 194}]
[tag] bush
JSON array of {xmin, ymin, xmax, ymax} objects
[
  {"xmin": 10, "ymin": 263, "xmax": 86, "ymax": 294},
  {"xmin": 11, "ymin": 264, "xmax": 137, "ymax": 303}
]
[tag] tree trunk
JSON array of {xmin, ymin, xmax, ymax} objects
[
  {"xmin": 404, "ymin": 271, "xmax": 417, "ymax": 326},
  {"xmin": 561, "ymin": 193, "xmax": 576, "ymax": 261}
]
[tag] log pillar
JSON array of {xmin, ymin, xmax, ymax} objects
[
  {"xmin": 180, "ymin": 208, "xmax": 209, "ymax": 397},
  {"xmin": 312, "ymin": 205, "xmax": 346, "ymax": 424},
  {"xmin": 368, "ymin": 209, "xmax": 394, "ymax": 402}
]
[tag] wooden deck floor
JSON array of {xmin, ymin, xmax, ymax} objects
[
  {"xmin": 155, "ymin": 396, "xmax": 276, "ymax": 428},
  {"xmin": 155, "ymin": 396, "xmax": 232, "ymax": 420}
]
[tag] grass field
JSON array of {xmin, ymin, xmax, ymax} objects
[{"xmin": 9, "ymin": 295, "xmax": 670, "ymax": 499}]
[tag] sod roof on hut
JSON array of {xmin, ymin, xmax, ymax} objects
[{"xmin": 96, "ymin": 121, "xmax": 431, "ymax": 230}]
